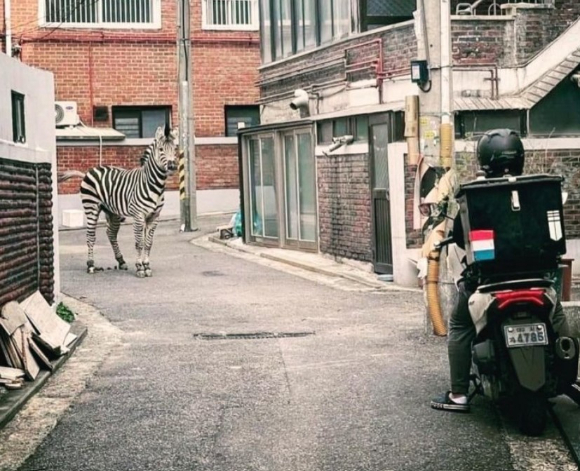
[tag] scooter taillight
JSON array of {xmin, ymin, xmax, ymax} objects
[{"xmin": 494, "ymin": 289, "xmax": 546, "ymax": 310}]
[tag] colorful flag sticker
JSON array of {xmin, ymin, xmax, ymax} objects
[{"xmin": 470, "ymin": 230, "xmax": 495, "ymax": 261}]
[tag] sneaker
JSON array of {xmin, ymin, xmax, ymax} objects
[{"xmin": 430, "ymin": 391, "xmax": 470, "ymax": 412}]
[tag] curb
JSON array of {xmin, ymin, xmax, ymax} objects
[
  {"xmin": 207, "ymin": 236, "xmax": 422, "ymax": 292},
  {"xmin": 0, "ymin": 323, "xmax": 88, "ymax": 430}
]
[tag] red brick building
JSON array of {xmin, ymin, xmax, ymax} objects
[{"xmin": 0, "ymin": 0, "xmax": 260, "ymax": 217}]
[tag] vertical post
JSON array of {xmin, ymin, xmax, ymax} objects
[
  {"xmin": 177, "ymin": 0, "xmax": 198, "ymax": 231},
  {"xmin": 5, "ymin": 0, "xmax": 12, "ymax": 56},
  {"xmin": 417, "ymin": 0, "xmax": 456, "ymax": 332}
]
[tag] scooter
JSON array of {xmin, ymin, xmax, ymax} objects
[
  {"xmin": 438, "ymin": 234, "xmax": 580, "ymax": 435},
  {"xmin": 466, "ymin": 274, "xmax": 579, "ymax": 435}
]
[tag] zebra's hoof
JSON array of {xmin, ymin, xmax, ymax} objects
[
  {"xmin": 136, "ymin": 270, "xmax": 146, "ymax": 278},
  {"xmin": 87, "ymin": 267, "xmax": 95, "ymax": 274},
  {"xmin": 119, "ymin": 263, "xmax": 128, "ymax": 271},
  {"xmin": 145, "ymin": 269, "xmax": 152, "ymax": 277}
]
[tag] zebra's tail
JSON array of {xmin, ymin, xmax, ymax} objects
[{"xmin": 57, "ymin": 170, "xmax": 86, "ymax": 183}]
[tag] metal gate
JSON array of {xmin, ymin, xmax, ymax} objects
[{"xmin": 369, "ymin": 116, "xmax": 393, "ymax": 274}]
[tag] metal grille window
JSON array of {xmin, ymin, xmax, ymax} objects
[
  {"xmin": 11, "ymin": 92, "xmax": 26, "ymax": 144},
  {"xmin": 203, "ymin": 0, "xmax": 258, "ymax": 30},
  {"xmin": 41, "ymin": 0, "xmax": 161, "ymax": 28},
  {"xmin": 112, "ymin": 106, "xmax": 171, "ymax": 139}
]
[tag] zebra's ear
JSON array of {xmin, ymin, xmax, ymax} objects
[
  {"xmin": 155, "ymin": 126, "xmax": 164, "ymax": 140},
  {"xmin": 164, "ymin": 123, "xmax": 171, "ymax": 138}
]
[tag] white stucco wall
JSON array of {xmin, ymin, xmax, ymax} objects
[{"xmin": 0, "ymin": 53, "xmax": 59, "ymax": 302}]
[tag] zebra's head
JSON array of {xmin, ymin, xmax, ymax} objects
[{"xmin": 154, "ymin": 124, "xmax": 178, "ymax": 173}]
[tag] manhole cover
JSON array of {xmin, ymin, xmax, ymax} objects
[
  {"xmin": 201, "ymin": 270, "xmax": 225, "ymax": 277},
  {"xmin": 193, "ymin": 331, "xmax": 315, "ymax": 340}
]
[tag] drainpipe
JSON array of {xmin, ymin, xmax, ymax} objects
[{"xmin": 5, "ymin": 0, "xmax": 11, "ymax": 56}]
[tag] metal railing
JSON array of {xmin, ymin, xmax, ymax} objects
[
  {"xmin": 43, "ymin": 0, "xmax": 158, "ymax": 26},
  {"xmin": 455, "ymin": 0, "xmax": 552, "ymax": 16}
]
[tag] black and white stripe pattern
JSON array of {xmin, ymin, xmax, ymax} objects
[{"xmin": 61, "ymin": 124, "xmax": 178, "ymax": 277}]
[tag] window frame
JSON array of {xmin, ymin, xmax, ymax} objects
[
  {"xmin": 202, "ymin": 0, "xmax": 259, "ymax": 31},
  {"xmin": 39, "ymin": 0, "xmax": 162, "ymax": 29},
  {"xmin": 11, "ymin": 91, "xmax": 26, "ymax": 144},
  {"xmin": 261, "ymin": 0, "xmax": 353, "ymax": 63},
  {"xmin": 112, "ymin": 106, "xmax": 171, "ymax": 139},
  {"xmin": 317, "ymin": 115, "xmax": 368, "ymax": 145}
]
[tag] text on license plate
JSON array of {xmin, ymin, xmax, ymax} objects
[{"xmin": 504, "ymin": 323, "xmax": 548, "ymax": 348}]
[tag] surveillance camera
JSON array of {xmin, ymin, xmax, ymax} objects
[{"xmin": 290, "ymin": 89, "xmax": 309, "ymax": 110}]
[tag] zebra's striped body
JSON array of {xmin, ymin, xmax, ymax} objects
[{"xmin": 64, "ymin": 125, "xmax": 178, "ymax": 277}]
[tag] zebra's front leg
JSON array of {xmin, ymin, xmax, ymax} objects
[
  {"xmin": 142, "ymin": 216, "xmax": 161, "ymax": 277},
  {"xmin": 133, "ymin": 216, "xmax": 147, "ymax": 278}
]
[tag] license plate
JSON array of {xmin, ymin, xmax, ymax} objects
[{"xmin": 504, "ymin": 323, "xmax": 548, "ymax": 348}]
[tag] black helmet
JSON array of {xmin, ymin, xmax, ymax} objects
[{"xmin": 477, "ymin": 128, "xmax": 524, "ymax": 177}]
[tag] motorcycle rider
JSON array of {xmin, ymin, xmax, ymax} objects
[{"xmin": 430, "ymin": 128, "xmax": 572, "ymax": 412}]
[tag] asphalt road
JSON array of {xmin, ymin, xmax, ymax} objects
[{"xmin": 10, "ymin": 217, "xmax": 577, "ymax": 471}]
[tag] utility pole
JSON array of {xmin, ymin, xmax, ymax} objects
[
  {"xmin": 416, "ymin": 0, "xmax": 455, "ymax": 332},
  {"xmin": 177, "ymin": 0, "xmax": 198, "ymax": 232}
]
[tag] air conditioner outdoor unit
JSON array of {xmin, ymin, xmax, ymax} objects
[{"xmin": 55, "ymin": 101, "xmax": 80, "ymax": 127}]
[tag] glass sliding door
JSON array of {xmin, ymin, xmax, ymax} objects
[
  {"xmin": 283, "ymin": 129, "xmax": 317, "ymax": 249},
  {"xmin": 248, "ymin": 135, "xmax": 279, "ymax": 241}
]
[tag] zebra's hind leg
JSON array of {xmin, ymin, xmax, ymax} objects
[
  {"xmin": 105, "ymin": 212, "xmax": 128, "ymax": 270},
  {"xmin": 84, "ymin": 203, "xmax": 101, "ymax": 274}
]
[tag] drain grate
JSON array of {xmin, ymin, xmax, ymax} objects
[
  {"xmin": 193, "ymin": 331, "xmax": 315, "ymax": 340},
  {"xmin": 201, "ymin": 270, "xmax": 225, "ymax": 277}
]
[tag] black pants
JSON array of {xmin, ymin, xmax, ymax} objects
[{"xmin": 447, "ymin": 281, "xmax": 570, "ymax": 395}]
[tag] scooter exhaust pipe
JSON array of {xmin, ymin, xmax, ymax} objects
[{"xmin": 555, "ymin": 336, "xmax": 577, "ymax": 360}]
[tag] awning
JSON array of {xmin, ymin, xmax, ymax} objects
[{"xmin": 55, "ymin": 125, "xmax": 125, "ymax": 141}]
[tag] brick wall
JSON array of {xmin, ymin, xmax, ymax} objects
[
  {"xmin": 317, "ymin": 153, "xmax": 372, "ymax": 261},
  {"xmin": 405, "ymin": 162, "xmax": 423, "ymax": 249},
  {"xmin": 452, "ymin": 5, "xmax": 580, "ymax": 66},
  {"xmin": 1, "ymin": 0, "xmax": 259, "ymax": 191},
  {"xmin": 57, "ymin": 143, "xmax": 239, "ymax": 194}
]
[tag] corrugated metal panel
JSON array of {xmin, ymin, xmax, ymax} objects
[
  {"xmin": 454, "ymin": 96, "xmax": 532, "ymax": 111},
  {"xmin": 0, "ymin": 158, "xmax": 55, "ymax": 309},
  {"xmin": 522, "ymin": 48, "xmax": 580, "ymax": 105}
]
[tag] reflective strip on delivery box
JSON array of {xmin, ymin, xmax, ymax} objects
[{"xmin": 470, "ymin": 230, "xmax": 495, "ymax": 261}]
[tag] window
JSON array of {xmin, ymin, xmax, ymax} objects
[
  {"xmin": 317, "ymin": 115, "xmax": 368, "ymax": 144},
  {"xmin": 454, "ymin": 111, "xmax": 526, "ymax": 139},
  {"xmin": 112, "ymin": 106, "xmax": 171, "ymax": 139},
  {"xmin": 11, "ymin": 91, "xmax": 26, "ymax": 144},
  {"xmin": 41, "ymin": 0, "xmax": 161, "ymax": 28},
  {"xmin": 261, "ymin": 0, "xmax": 352, "ymax": 63},
  {"xmin": 225, "ymin": 105, "xmax": 260, "ymax": 136},
  {"xmin": 203, "ymin": 0, "xmax": 258, "ymax": 30}
]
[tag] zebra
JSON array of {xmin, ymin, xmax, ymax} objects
[{"xmin": 59, "ymin": 124, "xmax": 179, "ymax": 277}]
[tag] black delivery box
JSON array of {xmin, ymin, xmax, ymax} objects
[{"xmin": 456, "ymin": 174, "xmax": 566, "ymax": 278}]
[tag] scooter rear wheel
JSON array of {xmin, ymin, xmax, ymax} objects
[{"xmin": 518, "ymin": 391, "xmax": 547, "ymax": 436}]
